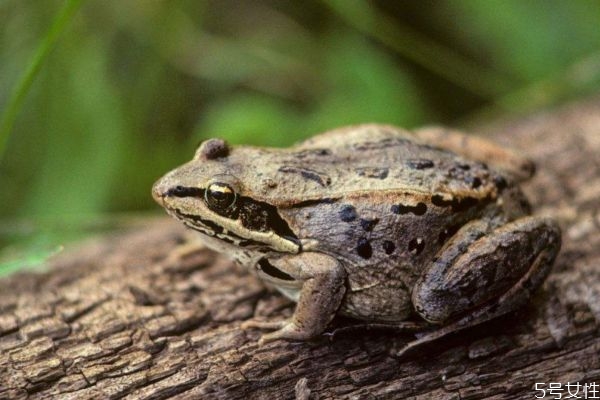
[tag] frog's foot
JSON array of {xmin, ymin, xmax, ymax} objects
[
  {"xmin": 241, "ymin": 319, "xmax": 315, "ymax": 345},
  {"xmin": 240, "ymin": 319, "xmax": 287, "ymax": 331},
  {"xmin": 258, "ymin": 323, "xmax": 317, "ymax": 345},
  {"xmin": 242, "ymin": 252, "xmax": 347, "ymax": 345}
]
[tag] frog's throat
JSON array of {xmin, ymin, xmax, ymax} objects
[{"xmin": 168, "ymin": 207, "xmax": 301, "ymax": 254}]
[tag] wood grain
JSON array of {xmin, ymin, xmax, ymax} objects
[{"xmin": 1, "ymin": 99, "xmax": 600, "ymax": 399}]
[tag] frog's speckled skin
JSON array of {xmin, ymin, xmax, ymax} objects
[{"xmin": 152, "ymin": 124, "xmax": 561, "ymax": 352}]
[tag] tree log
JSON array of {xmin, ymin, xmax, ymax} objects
[{"xmin": 2, "ymin": 99, "xmax": 600, "ymax": 399}]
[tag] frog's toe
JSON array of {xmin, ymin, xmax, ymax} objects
[
  {"xmin": 240, "ymin": 319, "xmax": 287, "ymax": 331},
  {"xmin": 257, "ymin": 332, "xmax": 283, "ymax": 346},
  {"xmin": 257, "ymin": 322, "xmax": 317, "ymax": 344}
]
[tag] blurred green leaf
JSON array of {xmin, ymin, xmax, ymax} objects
[
  {"xmin": 20, "ymin": 37, "xmax": 127, "ymax": 218},
  {"xmin": 0, "ymin": 0, "xmax": 84, "ymax": 161},
  {"xmin": 450, "ymin": 0, "xmax": 600, "ymax": 81},
  {"xmin": 322, "ymin": 0, "xmax": 513, "ymax": 98}
]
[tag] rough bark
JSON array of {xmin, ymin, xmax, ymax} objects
[{"xmin": 1, "ymin": 99, "xmax": 600, "ymax": 400}]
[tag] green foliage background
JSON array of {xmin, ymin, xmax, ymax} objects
[{"xmin": 2, "ymin": 0, "xmax": 600, "ymax": 274}]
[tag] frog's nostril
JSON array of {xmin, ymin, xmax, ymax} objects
[{"xmin": 170, "ymin": 186, "xmax": 186, "ymax": 196}]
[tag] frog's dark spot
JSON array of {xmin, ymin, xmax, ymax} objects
[
  {"xmin": 408, "ymin": 238, "xmax": 425, "ymax": 255},
  {"xmin": 360, "ymin": 218, "xmax": 379, "ymax": 231},
  {"xmin": 494, "ymin": 176, "xmax": 508, "ymax": 191},
  {"xmin": 198, "ymin": 138, "xmax": 229, "ymax": 160},
  {"xmin": 355, "ymin": 167, "xmax": 389, "ymax": 179},
  {"xmin": 356, "ymin": 238, "xmax": 372, "ymax": 259},
  {"xmin": 290, "ymin": 198, "xmax": 338, "ymax": 208},
  {"xmin": 340, "ymin": 205, "xmax": 358, "ymax": 222},
  {"xmin": 279, "ymin": 166, "xmax": 331, "ymax": 187},
  {"xmin": 406, "ymin": 159, "xmax": 434, "ymax": 170},
  {"xmin": 431, "ymin": 195, "xmax": 479, "ymax": 212},
  {"xmin": 458, "ymin": 163, "xmax": 471, "ymax": 171},
  {"xmin": 258, "ymin": 259, "xmax": 295, "ymax": 281},
  {"xmin": 383, "ymin": 240, "xmax": 396, "ymax": 255},
  {"xmin": 438, "ymin": 224, "xmax": 461, "ymax": 245},
  {"xmin": 466, "ymin": 176, "xmax": 482, "ymax": 189},
  {"xmin": 391, "ymin": 202, "xmax": 427, "ymax": 216}
]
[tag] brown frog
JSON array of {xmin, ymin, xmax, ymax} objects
[{"xmin": 152, "ymin": 124, "xmax": 561, "ymax": 356}]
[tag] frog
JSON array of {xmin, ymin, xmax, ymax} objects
[{"xmin": 152, "ymin": 124, "xmax": 561, "ymax": 356}]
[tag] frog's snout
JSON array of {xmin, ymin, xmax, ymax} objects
[
  {"xmin": 152, "ymin": 176, "xmax": 206, "ymax": 206},
  {"xmin": 152, "ymin": 178, "xmax": 167, "ymax": 206}
]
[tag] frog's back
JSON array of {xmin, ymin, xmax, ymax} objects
[{"xmin": 262, "ymin": 124, "xmax": 505, "ymax": 205}]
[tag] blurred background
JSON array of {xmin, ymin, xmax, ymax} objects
[{"xmin": 2, "ymin": 0, "xmax": 600, "ymax": 274}]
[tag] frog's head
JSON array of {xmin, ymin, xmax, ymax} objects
[{"xmin": 152, "ymin": 139, "xmax": 301, "ymax": 254}]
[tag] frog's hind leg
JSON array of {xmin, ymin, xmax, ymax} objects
[
  {"xmin": 397, "ymin": 216, "xmax": 561, "ymax": 358},
  {"xmin": 414, "ymin": 126, "xmax": 535, "ymax": 182}
]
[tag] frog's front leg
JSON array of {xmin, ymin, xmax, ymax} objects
[
  {"xmin": 400, "ymin": 216, "xmax": 561, "ymax": 357},
  {"xmin": 242, "ymin": 252, "xmax": 347, "ymax": 344}
]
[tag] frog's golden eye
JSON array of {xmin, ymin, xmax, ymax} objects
[{"xmin": 205, "ymin": 182, "xmax": 237, "ymax": 210}]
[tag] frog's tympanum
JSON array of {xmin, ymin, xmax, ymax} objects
[{"xmin": 152, "ymin": 125, "xmax": 561, "ymax": 355}]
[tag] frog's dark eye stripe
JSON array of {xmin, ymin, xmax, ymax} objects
[
  {"xmin": 166, "ymin": 186, "xmax": 204, "ymax": 198},
  {"xmin": 205, "ymin": 182, "xmax": 237, "ymax": 210}
]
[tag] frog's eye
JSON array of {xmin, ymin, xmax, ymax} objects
[{"xmin": 205, "ymin": 182, "xmax": 237, "ymax": 210}]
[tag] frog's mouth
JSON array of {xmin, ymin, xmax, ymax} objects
[{"xmin": 155, "ymin": 186, "xmax": 301, "ymax": 254}]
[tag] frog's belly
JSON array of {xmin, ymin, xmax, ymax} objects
[
  {"xmin": 275, "ymin": 286, "xmax": 301, "ymax": 302},
  {"xmin": 339, "ymin": 283, "xmax": 413, "ymax": 322},
  {"xmin": 275, "ymin": 281, "xmax": 413, "ymax": 322}
]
